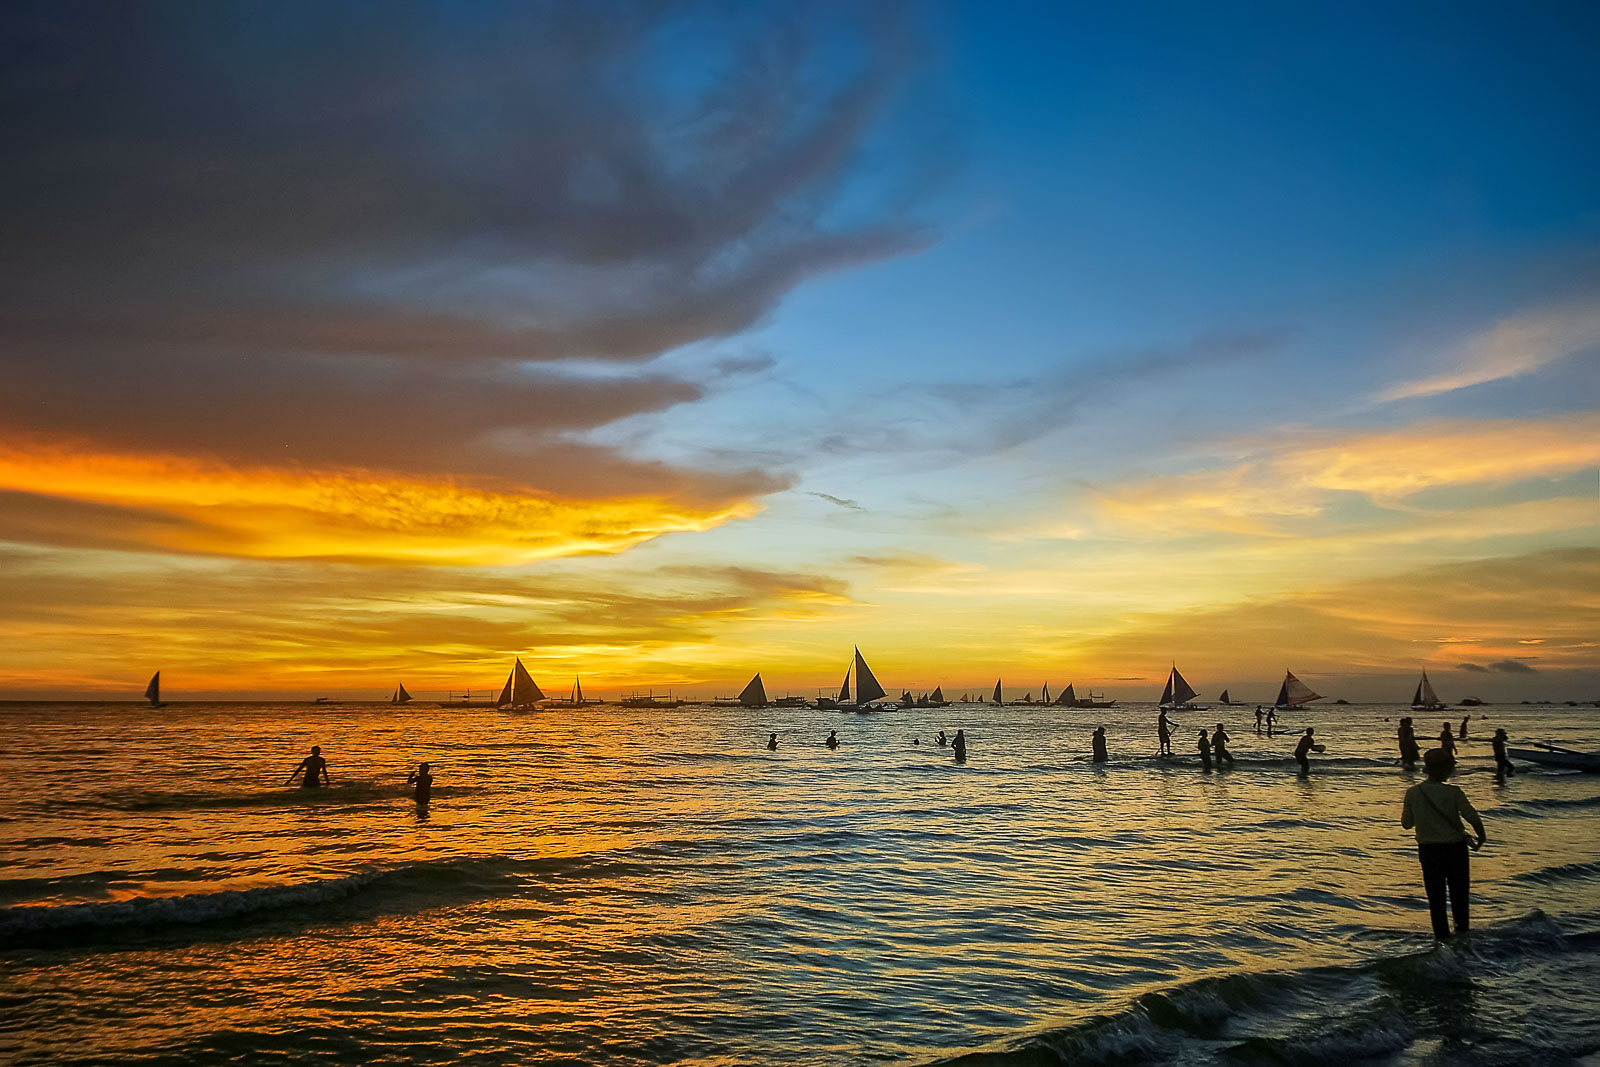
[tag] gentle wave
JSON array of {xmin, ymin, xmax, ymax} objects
[{"xmin": 928, "ymin": 911, "xmax": 1593, "ymax": 1067}]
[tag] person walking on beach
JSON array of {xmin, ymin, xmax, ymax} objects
[
  {"xmin": 767, "ymin": 732, "xmax": 778, "ymax": 750},
  {"xmin": 1091, "ymin": 726, "xmax": 1108, "ymax": 763},
  {"xmin": 1197, "ymin": 728, "xmax": 1212, "ymax": 770},
  {"xmin": 407, "ymin": 762, "xmax": 433, "ymax": 805},
  {"xmin": 1458, "ymin": 715, "xmax": 1470, "ymax": 740},
  {"xmin": 1212, "ymin": 723, "xmax": 1234, "ymax": 768},
  {"xmin": 1401, "ymin": 748, "xmax": 1486, "ymax": 939},
  {"xmin": 1398, "ymin": 717, "xmax": 1420, "ymax": 770},
  {"xmin": 1492, "ymin": 728, "xmax": 1515, "ymax": 776},
  {"xmin": 825, "ymin": 730, "xmax": 839, "ymax": 749},
  {"xmin": 1158, "ymin": 710, "xmax": 1178, "ymax": 757},
  {"xmin": 952, "ymin": 729, "xmax": 967, "ymax": 761},
  {"xmin": 287, "ymin": 746, "xmax": 330, "ymax": 789},
  {"xmin": 1438, "ymin": 722, "xmax": 1456, "ymax": 756},
  {"xmin": 1294, "ymin": 728, "xmax": 1315, "ymax": 775}
]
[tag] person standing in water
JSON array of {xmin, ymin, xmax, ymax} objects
[
  {"xmin": 936, "ymin": 730, "xmax": 948, "ymax": 747},
  {"xmin": 1458, "ymin": 715, "xmax": 1470, "ymax": 739},
  {"xmin": 1157, "ymin": 710, "xmax": 1178, "ymax": 757},
  {"xmin": 1401, "ymin": 748, "xmax": 1486, "ymax": 939},
  {"xmin": 1091, "ymin": 727, "xmax": 1108, "ymax": 763},
  {"xmin": 1398, "ymin": 717, "xmax": 1420, "ymax": 770},
  {"xmin": 1294, "ymin": 728, "xmax": 1315, "ymax": 775},
  {"xmin": 287, "ymin": 746, "xmax": 330, "ymax": 789},
  {"xmin": 952, "ymin": 729, "xmax": 967, "ymax": 761},
  {"xmin": 1197, "ymin": 728, "xmax": 1212, "ymax": 770},
  {"xmin": 1254, "ymin": 707, "xmax": 1264, "ymax": 733},
  {"xmin": 825, "ymin": 730, "xmax": 839, "ymax": 749},
  {"xmin": 1265, "ymin": 707, "xmax": 1278, "ymax": 735},
  {"xmin": 1492, "ymin": 728, "xmax": 1514, "ymax": 776},
  {"xmin": 1212, "ymin": 723, "xmax": 1234, "ymax": 768},
  {"xmin": 766, "ymin": 732, "xmax": 778, "ymax": 750},
  {"xmin": 1438, "ymin": 722, "xmax": 1456, "ymax": 756},
  {"xmin": 407, "ymin": 762, "xmax": 433, "ymax": 805}
]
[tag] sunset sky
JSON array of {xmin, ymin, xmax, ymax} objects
[{"xmin": 2, "ymin": 2, "xmax": 1596, "ymax": 702}]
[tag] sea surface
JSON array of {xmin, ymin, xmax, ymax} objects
[{"xmin": 2, "ymin": 700, "xmax": 1598, "ymax": 1066}]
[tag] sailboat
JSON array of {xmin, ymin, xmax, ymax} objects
[
  {"xmin": 549, "ymin": 675, "xmax": 595, "ymax": 708},
  {"xmin": 929, "ymin": 686, "xmax": 948, "ymax": 707},
  {"xmin": 1218, "ymin": 689, "xmax": 1232, "ymax": 705},
  {"xmin": 1041, "ymin": 683, "xmax": 1051, "ymax": 705},
  {"xmin": 818, "ymin": 665, "xmax": 851, "ymax": 710},
  {"xmin": 716, "ymin": 673, "xmax": 769, "ymax": 708},
  {"xmin": 391, "ymin": 683, "xmax": 413, "ymax": 705},
  {"xmin": 849, "ymin": 647, "xmax": 887, "ymax": 711},
  {"xmin": 1410, "ymin": 670, "xmax": 1446, "ymax": 711},
  {"xmin": 144, "ymin": 671, "xmax": 166, "ymax": 708},
  {"xmin": 1159, "ymin": 666, "xmax": 1207, "ymax": 711},
  {"xmin": 1274, "ymin": 670, "xmax": 1323, "ymax": 709},
  {"xmin": 992, "ymin": 679, "xmax": 1003, "ymax": 704},
  {"xmin": 1054, "ymin": 682, "xmax": 1078, "ymax": 707}
]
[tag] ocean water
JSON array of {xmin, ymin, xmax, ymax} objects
[{"xmin": 2, "ymin": 700, "xmax": 1598, "ymax": 1066}]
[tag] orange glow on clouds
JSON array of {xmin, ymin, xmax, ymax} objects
[{"xmin": 0, "ymin": 441, "xmax": 757, "ymax": 565}]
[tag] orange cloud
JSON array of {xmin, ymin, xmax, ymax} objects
[{"xmin": 0, "ymin": 442, "xmax": 758, "ymax": 565}]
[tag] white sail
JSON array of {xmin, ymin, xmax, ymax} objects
[
  {"xmin": 738, "ymin": 673, "xmax": 768, "ymax": 707},
  {"xmin": 1275, "ymin": 670, "xmax": 1322, "ymax": 708}
]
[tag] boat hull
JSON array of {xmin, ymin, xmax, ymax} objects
[{"xmin": 1507, "ymin": 748, "xmax": 1600, "ymax": 772}]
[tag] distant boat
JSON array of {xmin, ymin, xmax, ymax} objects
[
  {"xmin": 1274, "ymin": 670, "xmax": 1323, "ymax": 709},
  {"xmin": 929, "ymin": 685, "xmax": 947, "ymax": 706},
  {"xmin": 391, "ymin": 684, "xmax": 413, "ymax": 705},
  {"xmin": 992, "ymin": 679, "xmax": 1003, "ymax": 704},
  {"xmin": 1159, "ymin": 666, "xmax": 1207, "ymax": 711},
  {"xmin": 1219, "ymin": 689, "xmax": 1232, "ymax": 705},
  {"xmin": 1041, "ymin": 682, "xmax": 1051, "ymax": 705},
  {"xmin": 1054, "ymin": 683, "xmax": 1078, "ymax": 707},
  {"xmin": 1507, "ymin": 742, "xmax": 1600, "ymax": 773},
  {"xmin": 549, "ymin": 675, "xmax": 598, "ymax": 708},
  {"xmin": 738, "ymin": 673, "xmax": 769, "ymax": 708},
  {"xmin": 144, "ymin": 671, "xmax": 166, "ymax": 708},
  {"xmin": 1410, "ymin": 670, "xmax": 1446, "ymax": 711},
  {"xmin": 505, "ymin": 658, "xmax": 545, "ymax": 710}
]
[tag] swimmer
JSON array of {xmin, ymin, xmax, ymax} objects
[{"xmin": 286, "ymin": 745, "xmax": 330, "ymax": 789}]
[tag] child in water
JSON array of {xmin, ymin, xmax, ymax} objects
[{"xmin": 407, "ymin": 762, "xmax": 433, "ymax": 805}]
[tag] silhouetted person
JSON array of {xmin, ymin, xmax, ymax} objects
[
  {"xmin": 825, "ymin": 730, "xmax": 839, "ymax": 749},
  {"xmin": 1265, "ymin": 707, "xmax": 1278, "ymax": 735},
  {"xmin": 1402, "ymin": 748, "xmax": 1486, "ymax": 939},
  {"xmin": 1197, "ymin": 729, "xmax": 1212, "ymax": 770},
  {"xmin": 767, "ymin": 732, "xmax": 778, "ymax": 750},
  {"xmin": 952, "ymin": 729, "xmax": 966, "ymax": 761},
  {"xmin": 936, "ymin": 730, "xmax": 948, "ymax": 747},
  {"xmin": 1438, "ymin": 722, "xmax": 1456, "ymax": 756},
  {"xmin": 407, "ymin": 762, "xmax": 433, "ymax": 805},
  {"xmin": 1254, "ymin": 707, "xmax": 1264, "ymax": 733},
  {"xmin": 1492, "ymin": 728, "xmax": 1514, "ymax": 776},
  {"xmin": 1091, "ymin": 727, "xmax": 1108, "ymax": 763},
  {"xmin": 1158, "ymin": 710, "xmax": 1177, "ymax": 756},
  {"xmin": 1398, "ymin": 717, "xmax": 1420, "ymax": 769},
  {"xmin": 1294, "ymin": 728, "xmax": 1315, "ymax": 775},
  {"xmin": 1212, "ymin": 723, "xmax": 1234, "ymax": 767},
  {"xmin": 1458, "ymin": 715, "xmax": 1469, "ymax": 740},
  {"xmin": 287, "ymin": 746, "xmax": 330, "ymax": 789}
]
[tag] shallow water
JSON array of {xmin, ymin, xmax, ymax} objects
[{"xmin": 2, "ymin": 701, "xmax": 1598, "ymax": 1065}]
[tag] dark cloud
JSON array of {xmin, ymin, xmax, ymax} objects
[
  {"xmin": 1457, "ymin": 662, "xmax": 1491, "ymax": 672},
  {"xmin": 810, "ymin": 492, "xmax": 866, "ymax": 511},
  {"xmin": 0, "ymin": 0, "xmax": 932, "ymax": 494},
  {"xmin": 1488, "ymin": 659, "xmax": 1539, "ymax": 674}
]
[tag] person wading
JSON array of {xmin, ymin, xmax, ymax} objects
[{"xmin": 1401, "ymin": 748, "xmax": 1486, "ymax": 939}]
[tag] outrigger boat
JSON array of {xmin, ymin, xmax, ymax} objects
[
  {"xmin": 1159, "ymin": 666, "xmax": 1208, "ymax": 711},
  {"xmin": 1274, "ymin": 670, "xmax": 1324, "ymax": 710},
  {"xmin": 1410, "ymin": 670, "xmax": 1447, "ymax": 711},
  {"xmin": 1507, "ymin": 742, "xmax": 1600, "ymax": 773}
]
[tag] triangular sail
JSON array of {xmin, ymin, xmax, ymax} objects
[
  {"xmin": 1219, "ymin": 689, "xmax": 1230, "ymax": 704},
  {"xmin": 931, "ymin": 686, "xmax": 945, "ymax": 702},
  {"xmin": 1056, "ymin": 683, "xmax": 1077, "ymax": 706},
  {"xmin": 1276, "ymin": 670, "xmax": 1322, "ymax": 708},
  {"xmin": 992, "ymin": 679, "xmax": 1003, "ymax": 703},
  {"xmin": 1413, "ymin": 671, "xmax": 1439, "ymax": 708},
  {"xmin": 397, "ymin": 683, "xmax": 412, "ymax": 704},
  {"xmin": 1159, "ymin": 673, "xmax": 1174, "ymax": 705},
  {"xmin": 145, "ymin": 671, "xmax": 160, "ymax": 705},
  {"xmin": 853, "ymin": 648, "xmax": 886, "ymax": 704},
  {"xmin": 738, "ymin": 673, "xmax": 768, "ymax": 707},
  {"xmin": 574, "ymin": 676, "xmax": 584, "ymax": 703},
  {"xmin": 1170, "ymin": 668, "xmax": 1199, "ymax": 705},
  {"xmin": 901, "ymin": 689, "xmax": 914, "ymax": 704},
  {"xmin": 838, "ymin": 666, "xmax": 851, "ymax": 703},
  {"xmin": 511, "ymin": 658, "xmax": 544, "ymax": 706},
  {"xmin": 1042, "ymin": 683, "xmax": 1051, "ymax": 704},
  {"xmin": 496, "ymin": 669, "xmax": 515, "ymax": 707}
]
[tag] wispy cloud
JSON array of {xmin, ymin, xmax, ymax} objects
[
  {"xmin": 809, "ymin": 492, "xmax": 866, "ymax": 511},
  {"xmin": 1376, "ymin": 300, "xmax": 1600, "ymax": 403}
]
